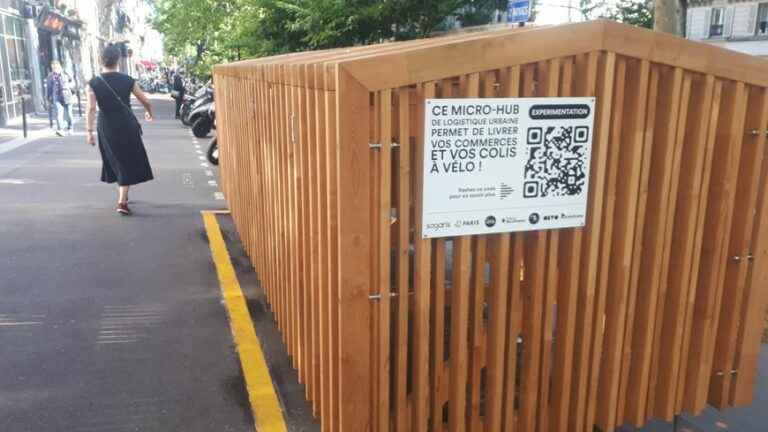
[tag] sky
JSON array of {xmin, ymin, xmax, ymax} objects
[{"xmin": 534, "ymin": 0, "xmax": 614, "ymax": 25}]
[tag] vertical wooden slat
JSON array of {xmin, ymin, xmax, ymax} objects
[
  {"xmin": 336, "ymin": 66, "xmax": 373, "ymax": 432},
  {"xmin": 650, "ymin": 73, "xmax": 694, "ymax": 421},
  {"xmin": 314, "ymin": 64, "xmax": 332, "ymax": 432},
  {"xmin": 487, "ymin": 65, "xmax": 519, "ymax": 432},
  {"xmin": 447, "ymin": 72, "xmax": 479, "ymax": 432},
  {"xmin": 569, "ymin": 51, "xmax": 616, "ymax": 432},
  {"xmin": 681, "ymin": 78, "xmax": 724, "ymax": 414},
  {"xmin": 394, "ymin": 86, "xmax": 411, "ymax": 432},
  {"xmin": 536, "ymin": 57, "xmax": 561, "ymax": 432},
  {"xmin": 324, "ymin": 63, "xmax": 341, "ymax": 432},
  {"xmin": 672, "ymin": 74, "xmax": 718, "ymax": 413},
  {"xmin": 583, "ymin": 54, "xmax": 626, "ymax": 432},
  {"xmin": 518, "ymin": 63, "xmax": 545, "ymax": 432},
  {"xmin": 621, "ymin": 67, "xmax": 683, "ymax": 425},
  {"xmin": 376, "ymin": 88, "xmax": 393, "ymax": 432},
  {"xmin": 709, "ymin": 84, "xmax": 764, "ymax": 407},
  {"xmin": 550, "ymin": 52, "xmax": 596, "ymax": 432},
  {"xmin": 468, "ymin": 235, "xmax": 487, "ymax": 432},
  {"xmin": 691, "ymin": 83, "xmax": 747, "ymax": 408},
  {"xmin": 596, "ymin": 58, "xmax": 650, "ymax": 432},
  {"xmin": 730, "ymin": 113, "xmax": 768, "ymax": 405},
  {"xmin": 413, "ymin": 82, "xmax": 434, "ymax": 432}
]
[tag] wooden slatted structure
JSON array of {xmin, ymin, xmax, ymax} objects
[{"xmin": 212, "ymin": 20, "xmax": 768, "ymax": 432}]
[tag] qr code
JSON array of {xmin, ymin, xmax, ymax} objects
[{"xmin": 523, "ymin": 126, "xmax": 589, "ymax": 198}]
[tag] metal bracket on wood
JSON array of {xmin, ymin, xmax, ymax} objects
[
  {"xmin": 715, "ymin": 369, "xmax": 740, "ymax": 376},
  {"xmin": 732, "ymin": 255, "xmax": 742, "ymax": 262},
  {"xmin": 369, "ymin": 142, "xmax": 400, "ymax": 150},
  {"xmin": 746, "ymin": 129, "xmax": 768, "ymax": 136},
  {"xmin": 747, "ymin": 253, "xmax": 754, "ymax": 261},
  {"xmin": 368, "ymin": 292, "xmax": 398, "ymax": 301}
]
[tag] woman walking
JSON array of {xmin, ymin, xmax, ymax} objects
[{"xmin": 85, "ymin": 44, "xmax": 155, "ymax": 215}]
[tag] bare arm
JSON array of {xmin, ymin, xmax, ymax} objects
[
  {"xmin": 131, "ymin": 83, "xmax": 154, "ymax": 121},
  {"xmin": 86, "ymin": 84, "xmax": 97, "ymax": 145}
]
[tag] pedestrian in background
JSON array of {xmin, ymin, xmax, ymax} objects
[
  {"xmin": 85, "ymin": 44, "xmax": 155, "ymax": 215},
  {"xmin": 46, "ymin": 61, "xmax": 74, "ymax": 136},
  {"xmin": 172, "ymin": 70, "xmax": 185, "ymax": 119}
]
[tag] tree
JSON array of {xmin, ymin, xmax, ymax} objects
[
  {"xmin": 609, "ymin": 0, "xmax": 654, "ymax": 29},
  {"xmin": 654, "ymin": 0, "xmax": 687, "ymax": 35},
  {"xmin": 152, "ymin": 0, "xmax": 507, "ymax": 78}
]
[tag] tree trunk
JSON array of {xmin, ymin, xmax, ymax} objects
[{"xmin": 654, "ymin": 0, "xmax": 687, "ymax": 35}]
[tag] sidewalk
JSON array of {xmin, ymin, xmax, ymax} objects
[{"xmin": 0, "ymin": 110, "xmax": 83, "ymax": 156}]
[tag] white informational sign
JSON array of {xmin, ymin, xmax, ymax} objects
[{"xmin": 421, "ymin": 97, "xmax": 596, "ymax": 239}]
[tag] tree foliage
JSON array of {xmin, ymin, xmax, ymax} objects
[
  {"xmin": 152, "ymin": 0, "xmax": 507, "ymax": 79},
  {"xmin": 608, "ymin": 0, "xmax": 654, "ymax": 29}
]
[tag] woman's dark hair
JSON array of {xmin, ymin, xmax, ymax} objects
[{"xmin": 101, "ymin": 44, "xmax": 121, "ymax": 68}]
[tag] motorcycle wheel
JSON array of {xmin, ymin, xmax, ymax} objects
[
  {"xmin": 206, "ymin": 138, "xmax": 218, "ymax": 166},
  {"xmin": 181, "ymin": 107, "xmax": 193, "ymax": 126},
  {"xmin": 192, "ymin": 117, "xmax": 212, "ymax": 138}
]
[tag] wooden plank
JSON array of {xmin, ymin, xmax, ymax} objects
[
  {"xmin": 709, "ymin": 84, "xmax": 763, "ymax": 407},
  {"xmin": 324, "ymin": 63, "xmax": 340, "ymax": 432},
  {"xmin": 502, "ymin": 235, "xmax": 524, "ymax": 432},
  {"xmin": 336, "ymin": 66, "xmax": 373, "ymax": 432},
  {"xmin": 376, "ymin": 88, "xmax": 393, "ymax": 432},
  {"xmin": 569, "ymin": 51, "xmax": 616, "ymax": 432},
  {"xmin": 624, "ymin": 66, "xmax": 683, "ymax": 426},
  {"xmin": 412, "ymin": 82, "xmax": 435, "ymax": 432},
  {"xmin": 730, "ymin": 100, "xmax": 768, "ymax": 404},
  {"xmin": 615, "ymin": 63, "xmax": 657, "ymax": 426},
  {"xmin": 369, "ymin": 89, "xmax": 381, "ymax": 432},
  {"xmin": 651, "ymin": 73, "xmax": 694, "ymax": 421},
  {"xmin": 550, "ymin": 53, "xmax": 595, "ymax": 432},
  {"xmin": 313, "ymin": 64, "xmax": 332, "ymax": 432},
  {"xmin": 536, "ymin": 58, "xmax": 562, "ymax": 432},
  {"xmin": 583, "ymin": 54, "xmax": 626, "ymax": 432},
  {"xmin": 672, "ymin": 75, "xmax": 718, "ymax": 414},
  {"xmin": 595, "ymin": 58, "xmax": 650, "ymax": 432},
  {"xmin": 393, "ymin": 86, "xmax": 411, "ymax": 432},
  {"xmin": 431, "ymin": 236, "xmax": 447, "ymax": 432},
  {"xmin": 681, "ymin": 78, "xmax": 724, "ymax": 414},
  {"xmin": 484, "ymin": 230, "xmax": 511, "ymax": 432},
  {"xmin": 695, "ymin": 81, "xmax": 748, "ymax": 410},
  {"xmin": 447, "ymin": 72, "xmax": 479, "ymax": 432},
  {"xmin": 468, "ymin": 235, "xmax": 487, "ymax": 432},
  {"xmin": 517, "ymin": 63, "xmax": 546, "ymax": 432}
]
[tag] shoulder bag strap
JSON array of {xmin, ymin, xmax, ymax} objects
[{"xmin": 97, "ymin": 75, "xmax": 136, "ymax": 116}]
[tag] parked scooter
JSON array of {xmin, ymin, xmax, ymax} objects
[
  {"xmin": 191, "ymin": 101, "xmax": 215, "ymax": 138},
  {"xmin": 181, "ymin": 85, "xmax": 211, "ymax": 126}
]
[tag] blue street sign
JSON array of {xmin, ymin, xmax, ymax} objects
[{"xmin": 507, "ymin": 0, "xmax": 530, "ymax": 23}]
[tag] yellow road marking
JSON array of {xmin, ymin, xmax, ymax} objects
[{"xmin": 202, "ymin": 211, "xmax": 288, "ymax": 432}]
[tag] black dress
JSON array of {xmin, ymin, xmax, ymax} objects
[{"xmin": 88, "ymin": 72, "xmax": 153, "ymax": 186}]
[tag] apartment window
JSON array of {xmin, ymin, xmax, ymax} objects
[
  {"xmin": 758, "ymin": 4, "xmax": 768, "ymax": 35},
  {"xmin": 710, "ymin": 7, "xmax": 725, "ymax": 37}
]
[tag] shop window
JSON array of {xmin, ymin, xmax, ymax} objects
[
  {"xmin": 710, "ymin": 7, "xmax": 725, "ymax": 37},
  {"xmin": 758, "ymin": 4, "xmax": 768, "ymax": 35}
]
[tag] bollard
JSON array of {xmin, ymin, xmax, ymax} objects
[{"xmin": 21, "ymin": 96, "xmax": 27, "ymax": 138}]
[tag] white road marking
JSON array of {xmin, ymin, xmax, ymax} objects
[
  {"xmin": 205, "ymin": 170, "xmax": 214, "ymax": 176},
  {"xmin": 200, "ymin": 162, "xmax": 209, "ymax": 168},
  {"xmin": 214, "ymin": 192, "xmax": 225, "ymax": 200},
  {"xmin": 198, "ymin": 156, "xmax": 206, "ymax": 161},
  {"xmin": 208, "ymin": 180, "xmax": 218, "ymax": 187}
]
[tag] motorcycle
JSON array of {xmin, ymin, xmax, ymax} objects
[
  {"xmin": 206, "ymin": 137, "xmax": 218, "ymax": 166},
  {"xmin": 191, "ymin": 101, "xmax": 215, "ymax": 138},
  {"xmin": 183, "ymin": 86, "xmax": 214, "ymax": 127}
]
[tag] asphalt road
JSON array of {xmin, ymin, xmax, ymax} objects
[{"xmin": 0, "ymin": 97, "xmax": 317, "ymax": 432}]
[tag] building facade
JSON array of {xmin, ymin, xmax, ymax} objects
[
  {"xmin": 0, "ymin": 0, "xmax": 33, "ymax": 126},
  {"xmin": 0, "ymin": 0, "xmax": 160, "ymax": 126},
  {"xmin": 687, "ymin": 0, "xmax": 768, "ymax": 57}
]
